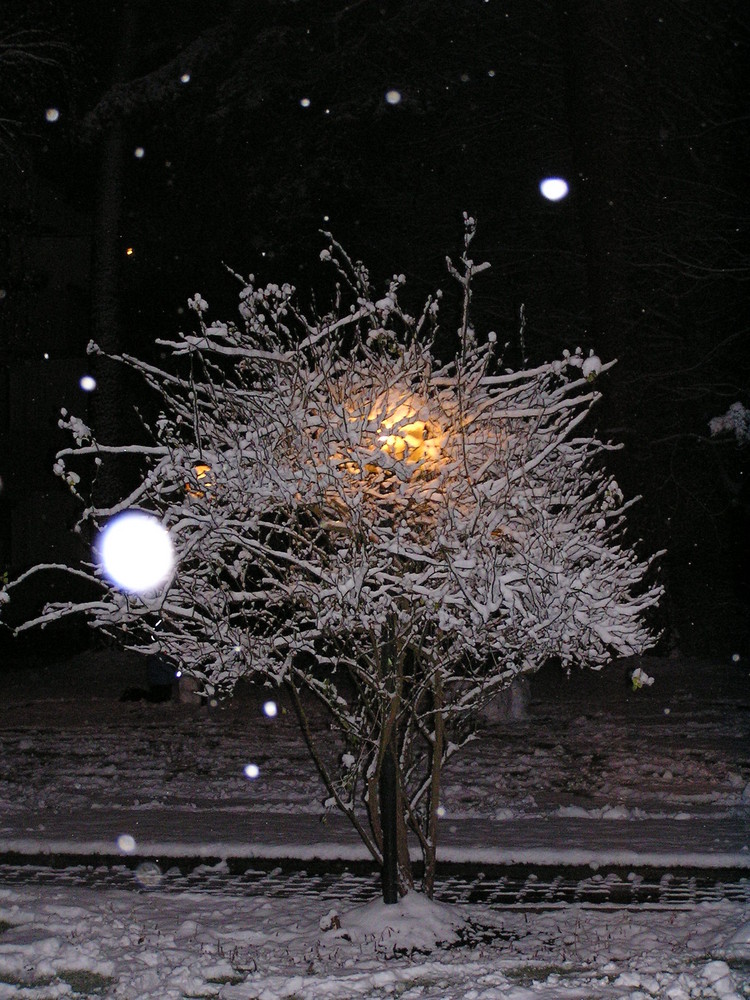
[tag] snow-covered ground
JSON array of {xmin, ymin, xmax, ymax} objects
[{"xmin": 0, "ymin": 650, "xmax": 748, "ymax": 998}]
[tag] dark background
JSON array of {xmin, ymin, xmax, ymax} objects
[{"xmin": 1, "ymin": 0, "xmax": 748, "ymax": 660}]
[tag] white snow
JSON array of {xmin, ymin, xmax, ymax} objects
[{"xmin": 0, "ymin": 652, "xmax": 747, "ymax": 998}]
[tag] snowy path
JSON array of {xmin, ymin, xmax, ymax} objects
[{"xmin": 1, "ymin": 807, "xmax": 748, "ymax": 871}]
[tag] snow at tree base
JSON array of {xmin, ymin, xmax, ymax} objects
[{"xmin": 1, "ymin": 219, "xmax": 663, "ymax": 895}]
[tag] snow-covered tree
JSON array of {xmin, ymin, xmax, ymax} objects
[
  {"xmin": 709, "ymin": 402, "xmax": 750, "ymax": 447},
  {"xmin": 0, "ymin": 218, "xmax": 662, "ymax": 899}
]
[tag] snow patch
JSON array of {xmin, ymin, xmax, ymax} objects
[{"xmin": 328, "ymin": 892, "xmax": 468, "ymax": 956}]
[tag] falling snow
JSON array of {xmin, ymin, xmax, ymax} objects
[
  {"xmin": 98, "ymin": 512, "xmax": 174, "ymax": 593},
  {"xmin": 539, "ymin": 176, "xmax": 569, "ymax": 201}
]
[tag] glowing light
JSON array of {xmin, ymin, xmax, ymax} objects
[
  {"xmin": 98, "ymin": 511, "xmax": 174, "ymax": 593},
  {"xmin": 45, "ymin": 108, "xmax": 60, "ymax": 122},
  {"xmin": 134, "ymin": 146, "xmax": 145, "ymax": 159},
  {"xmin": 539, "ymin": 177, "xmax": 569, "ymax": 201},
  {"xmin": 244, "ymin": 763, "xmax": 260, "ymax": 779},
  {"xmin": 185, "ymin": 463, "xmax": 212, "ymax": 498},
  {"xmin": 300, "ymin": 97, "xmax": 311, "ymax": 108},
  {"xmin": 180, "ymin": 72, "xmax": 191, "ymax": 83},
  {"xmin": 43, "ymin": 352, "xmax": 50, "ymax": 360},
  {"xmin": 126, "ymin": 247, "xmax": 134, "ymax": 256},
  {"xmin": 437, "ymin": 805, "xmax": 446, "ymax": 818},
  {"xmin": 732, "ymin": 653, "xmax": 741, "ymax": 663},
  {"xmin": 263, "ymin": 700, "xmax": 278, "ymax": 718},
  {"xmin": 79, "ymin": 375, "xmax": 97, "ymax": 392},
  {"xmin": 117, "ymin": 834, "xmax": 136, "ymax": 854},
  {"xmin": 385, "ymin": 89, "xmax": 401, "ymax": 105}
]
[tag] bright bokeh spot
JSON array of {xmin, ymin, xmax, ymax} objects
[
  {"xmin": 45, "ymin": 108, "xmax": 60, "ymax": 122},
  {"xmin": 300, "ymin": 97, "xmax": 311, "ymax": 108},
  {"xmin": 134, "ymin": 146, "xmax": 145, "ymax": 159},
  {"xmin": 539, "ymin": 177, "xmax": 569, "ymax": 201},
  {"xmin": 79, "ymin": 375, "xmax": 97, "ymax": 392},
  {"xmin": 385, "ymin": 89, "xmax": 401, "ymax": 105},
  {"xmin": 126, "ymin": 247, "xmax": 134, "ymax": 256},
  {"xmin": 134, "ymin": 861, "xmax": 162, "ymax": 889},
  {"xmin": 732, "ymin": 653, "xmax": 741, "ymax": 663},
  {"xmin": 180, "ymin": 72, "xmax": 191, "ymax": 83},
  {"xmin": 262, "ymin": 700, "xmax": 278, "ymax": 718},
  {"xmin": 244, "ymin": 763, "xmax": 260, "ymax": 779},
  {"xmin": 117, "ymin": 833, "xmax": 136, "ymax": 854},
  {"xmin": 98, "ymin": 512, "xmax": 174, "ymax": 593}
]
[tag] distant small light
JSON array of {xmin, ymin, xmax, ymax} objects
[
  {"xmin": 45, "ymin": 108, "xmax": 60, "ymax": 122},
  {"xmin": 244, "ymin": 763, "xmax": 260, "ymax": 779},
  {"xmin": 43, "ymin": 352, "xmax": 50, "ymax": 360},
  {"xmin": 263, "ymin": 700, "xmax": 278, "ymax": 718},
  {"xmin": 180, "ymin": 72, "xmax": 191, "ymax": 83},
  {"xmin": 460, "ymin": 73, "xmax": 470, "ymax": 83},
  {"xmin": 0, "ymin": 289, "xmax": 7, "ymax": 300},
  {"xmin": 488, "ymin": 69, "xmax": 496, "ymax": 78},
  {"xmin": 79, "ymin": 375, "xmax": 97, "ymax": 392},
  {"xmin": 117, "ymin": 834, "xmax": 136, "ymax": 854},
  {"xmin": 126, "ymin": 247, "xmax": 134, "ymax": 256},
  {"xmin": 300, "ymin": 97, "xmax": 311, "ymax": 108},
  {"xmin": 323, "ymin": 215, "xmax": 330, "ymax": 222},
  {"xmin": 437, "ymin": 805, "xmax": 446, "ymax": 817},
  {"xmin": 324, "ymin": 108, "xmax": 330, "ymax": 114},
  {"xmin": 175, "ymin": 669, "xmax": 182, "ymax": 678},
  {"xmin": 732, "ymin": 653, "xmax": 741, "ymax": 663},
  {"xmin": 539, "ymin": 177, "xmax": 569, "ymax": 201},
  {"xmin": 385, "ymin": 89, "xmax": 401, "ymax": 105},
  {"xmin": 134, "ymin": 146, "xmax": 145, "ymax": 159}
]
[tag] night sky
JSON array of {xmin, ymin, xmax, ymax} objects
[{"xmin": 1, "ymin": 0, "xmax": 748, "ymax": 658}]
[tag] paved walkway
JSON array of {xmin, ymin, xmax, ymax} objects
[{"xmin": 1, "ymin": 807, "xmax": 748, "ymax": 870}]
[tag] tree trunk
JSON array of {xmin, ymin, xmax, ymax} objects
[
  {"xmin": 89, "ymin": 1, "xmax": 139, "ymax": 505},
  {"xmin": 379, "ymin": 742, "xmax": 399, "ymax": 904},
  {"xmin": 422, "ymin": 667, "xmax": 444, "ymax": 898},
  {"xmin": 559, "ymin": 0, "xmax": 637, "ymax": 439}
]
